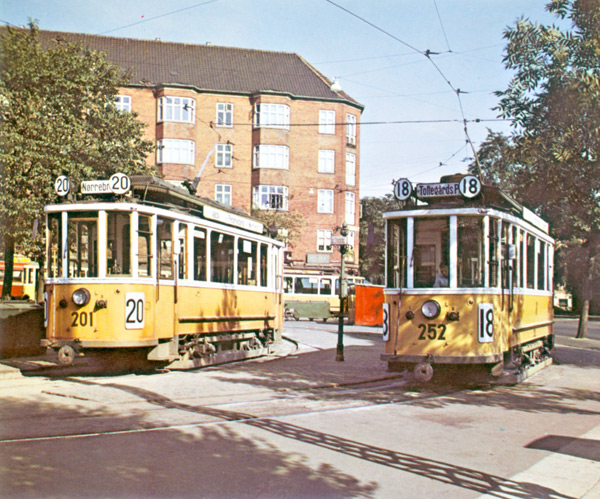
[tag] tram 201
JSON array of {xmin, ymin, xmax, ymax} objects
[
  {"xmin": 382, "ymin": 175, "xmax": 554, "ymax": 382},
  {"xmin": 42, "ymin": 175, "xmax": 285, "ymax": 368}
]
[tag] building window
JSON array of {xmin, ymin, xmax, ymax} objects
[
  {"xmin": 317, "ymin": 229, "xmax": 333, "ymax": 252},
  {"xmin": 254, "ymin": 103, "xmax": 290, "ymax": 129},
  {"xmin": 115, "ymin": 95, "xmax": 131, "ymax": 112},
  {"xmin": 319, "ymin": 110, "xmax": 335, "ymax": 134},
  {"xmin": 215, "ymin": 184, "xmax": 232, "ymax": 205},
  {"xmin": 345, "ymin": 192, "xmax": 355, "ymax": 225},
  {"xmin": 346, "ymin": 114, "xmax": 357, "ymax": 145},
  {"xmin": 157, "ymin": 139, "xmax": 196, "ymax": 164},
  {"xmin": 346, "ymin": 152, "xmax": 356, "ymax": 186},
  {"xmin": 253, "ymin": 145, "xmax": 289, "ymax": 169},
  {"xmin": 318, "ymin": 150, "xmax": 335, "ymax": 174},
  {"xmin": 158, "ymin": 96, "xmax": 195, "ymax": 123},
  {"xmin": 216, "ymin": 144, "xmax": 233, "ymax": 168},
  {"xmin": 318, "ymin": 189, "xmax": 334, "ymax": 213},
  {"xmin": 253, "ymin": 185, "xmax": 289, "ymax": 210},
  {"xmin": 216, "ymin": 103, "xmax": 233, "ymax": 127}
]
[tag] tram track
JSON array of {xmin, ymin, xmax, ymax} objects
[{"xmin": 0, "ymin": 373, "xmax": 466, "ymax": 445}]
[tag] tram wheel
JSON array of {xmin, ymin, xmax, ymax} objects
[
  {"xmin": 414, "ymin": 362, "xmax": 434, "ymax": 382},
  {"xmin": 57, "ymin": 345, "xmax": 76, "ymax": 366}
]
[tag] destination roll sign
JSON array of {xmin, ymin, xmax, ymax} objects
[{"xmin": 393, "ymin": 175, "xmax": 481, "ymax": 201}]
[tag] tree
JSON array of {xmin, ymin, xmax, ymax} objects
[
  {"xmin": 0, "ymin": 23, "xmax": 155, "ymax": 299},
  {"xmin": 250, "ymin": 209, "xmax": 305, "ymax": 248},
  {"xmin": 492, "ymin": 0, "xmax": 600, "ymax": 337},
  {"xmin": 359, "ymin": 194, "xmax": 403, "ymax": 284}
]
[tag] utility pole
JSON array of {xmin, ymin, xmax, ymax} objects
[{"xmin": 336, "ymin": 222, "xmax": 348, "ymax": 362}]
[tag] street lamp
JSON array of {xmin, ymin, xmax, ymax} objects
[{"xmin": 336, "ymin": 222, "xmax": 348, "ymax": 362}]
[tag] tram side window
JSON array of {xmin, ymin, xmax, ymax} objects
[
  {"xmin": 457, "ymin": 217, "xmax": 484, "ymax": 287},
  {"xmin": 387, "ymin": 219, "xmax": 406, "ymax": 289},
  {"xmin": 68, "ymin": 212, "xmax": 98, "ymax": 278},
  {"xmin": 295, "ymin": 277, "xmax": 318, "ymax": 294},
  {"xmin": 107, "ymin": 212, "xmax": 131, "ymax": 276},
  {"xmin": 138, "ymin": 215, "xmax": 153, "ymax": 278},
  {"xmin": 211, "ymin": 231, "xmax": 234, "ymax": 284},
  {"xmin": 320, "ymin": 278, "xmax": 332, "ymax": 295},
  {"xmin": 284, "ymin": 276, "xmax": 294, "ymax": 293},
  {"xmin": 489, "ymin": 219, "xmax": 499, "ymax": 287},
  {"xmin": 48, "ymin": 213, "xmax": 62, "ymax": 278},
  {"xmin": 526, "ymin": 234, "xmax": 535, "ymax": 289},
  {"xmin": 538, "ymin": 240, "xmax": 546, "ymax": 290},
  {"xmin": 178, "ymin": 225, "xmax": 187, "ymax": 280},
  {"xmin": 238, "ymin": 238, "xmax": 257, "ymax": 285},
  {"xmin": 260, "ymin": 244, "xmax": 268, "ymax": 287},
  {"xmin": 157, "ymin": 217, "xmax": 173, "ymax": 279},
  {"xmin": 193, "ymin": 229, "xmax": 207, "ymax": 281},
  {"xmin": 414, "ymin": 218, "xmax": 449, "ymax": 288}
]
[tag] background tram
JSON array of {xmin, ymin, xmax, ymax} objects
[
  {"xmin": 283, "ymin": 270, "xmax": 364, "ymax": 320},
  {"xmin": 42, "ymin": 175, "xmax": 285, "ymax": 368},
  {"xmin": 382, "ymin": 175, "xmax": 554, "ymax": 382},
  {"xmin": 0, "ymin": 256, "xmax": 39, "ymax": 299}
]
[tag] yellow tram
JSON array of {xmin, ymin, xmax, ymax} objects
[
  {"xmin": 382, "ymin": 175, "xmax": 554, "ymax": 382},
  {"xmin": 42, "ymin": 175, "xmax": 285, "ymax": 368},
  {"xmin": 283, "ymin": 270, "xmax": 364, "ymax": 320}
]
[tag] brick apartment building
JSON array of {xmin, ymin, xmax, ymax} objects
[{"xmin": 39, "ymin": 31, "xmax": 363, "ymax": 275}]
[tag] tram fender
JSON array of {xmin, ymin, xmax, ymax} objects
[{"xmin": 147, "ymin": 337, "xmax": 179, "ymax": 361}]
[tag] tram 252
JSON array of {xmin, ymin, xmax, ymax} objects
[
  {"xmin": 382, "ymin": 175, "xmax": 554, "ymax": 382},
  {"xmin": 42, "ymin": 175, "xmax": 285, "ymax": 368}
]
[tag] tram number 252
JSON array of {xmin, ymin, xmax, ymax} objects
[
  {"xmin": 125, "ymin": 293, "xmax": 145, "ymax": 329},
  {"xmin": 478, "ymin": 303, "xmax": 494, "ymax": 343}
]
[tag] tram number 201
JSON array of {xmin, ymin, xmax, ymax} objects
[{"xmin": 125, "ymin": 292, "xmax": 145, "ymax": 329}]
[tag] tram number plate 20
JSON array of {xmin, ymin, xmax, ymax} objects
[
  {"xmin": 478, "ymin": 303, "xmax": 494, "ymax": 343},
  {"xmin": 125, "ymin": 292, "xmax": 145, "ymax": 329}
]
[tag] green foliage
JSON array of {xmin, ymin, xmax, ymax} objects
[
  {"xmin": 250, "ymin": 209, "xmax": 305, "ymax": 247},
  {"xmin": 487, "ymin": 0, "xmax": 600, "ymax": 329},
  {"xmin": 0, "ymin": 23, "xmax": 155, "ymax": 260},
  {"xmin": 358, "ymin": 194, "xmax": 402, "ymax": 284}
]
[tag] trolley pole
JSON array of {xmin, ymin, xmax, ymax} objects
[{"xmin": 336, "ymin": 223, "xmax": 348, "ymax": 362}]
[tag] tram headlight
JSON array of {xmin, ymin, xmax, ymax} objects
[
  {"xmin": 72, "ymin": 288, "xmax": 91, "ymax": 307},
  {"xmin": 421, "ymin": 300, "xmax": 441, "ymax": 319}
]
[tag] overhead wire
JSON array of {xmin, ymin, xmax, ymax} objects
[{"xmin": 324, "ymin": 0, "xmax": 485, "ymax": 180}]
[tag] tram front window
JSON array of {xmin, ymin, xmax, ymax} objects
[
  {"xmin": 67, "ymin": 212, "xmax": 98, "ymax": 278},
  {"xmin": 457, "ymin": 217, "xmax": 484, "ymax": 287},
  {"xmin": 414, "ymin": 218, "xmax": 449, "ymax": 288},
  {"xmin": 107, "ymin": 212, "xmax": 131, "ymax": 276}
]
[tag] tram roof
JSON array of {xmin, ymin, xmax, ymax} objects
[{"xmin": 385, "ymin": 180, "xmax": 550, "ymax": 234}]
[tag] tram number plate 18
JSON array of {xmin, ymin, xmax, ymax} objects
[
  {"xmin": 478, "ymin": 303, "xmax": 494, "ymax": 343},
  {"xmin": 382, "ymin": 303, "xmax": 390, "ymax": 341},
  {"xmin": 125, "ymin": 292, "xmax": 145, "ymax": 329}
]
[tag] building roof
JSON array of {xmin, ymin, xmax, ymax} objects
[{"xmin": 36, "ymin": 30, "xmax": 362, "ymax": 108}]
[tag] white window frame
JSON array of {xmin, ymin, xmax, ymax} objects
[
  {"xmin": 157, "ymin": 139, "xmax": 196, "ymax": 164},
  {"xmin": 318, "ymin": 150, "xmax": 335, "ymax": 174},
  {"xmin": 346, "ymin": 113, "xmax": 357, "ymax": 145},
  {"xmin": 253, "ymin": 185, "xmax": 289, "ymax": 211},
  {"xmin": 115, "ymin": 95, "xmax": 132, "ymax": 112},
  {"xmin": 215, "ymin": 184, "xmax": 232, "ymax": 205},
  {"xmin": 216, "ymin": 103, "xmax": 233, "ymax": 127},
  {"xmin": 317, "ymin": 229, "xmax": 333, "ymax": 253},
  {"xmin": 319, "ymin": 110, "xmax": 335, "ymax": 134},
  {"xmin": 318, "ymin": 189, "xmax": 334, "ymax": 214},
  {"xmin": 253, "ymin": 145, "xmax": 289, "ymax": 170},
  {"xmin": 345, "ymin": 192, "xmax": 355, "ymax": 225},
  {"xmin": 216, "ymin": 144, "xmax": 233, "ymax": 168},
  {"xmin": 158, "ymin": 96, "xmax": 196, "ymax": 123},
  {"xmin": 346, "ymin": 152, "xmax": 356, "ymax": 186},
  {"xmin": 254, "ymin": 103, "xmax": 290, "ymax": 129}
]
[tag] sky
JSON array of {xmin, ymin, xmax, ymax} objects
[{"xmin": 1, "ymin": 0, "xmax": 565, "ymax": 198}]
